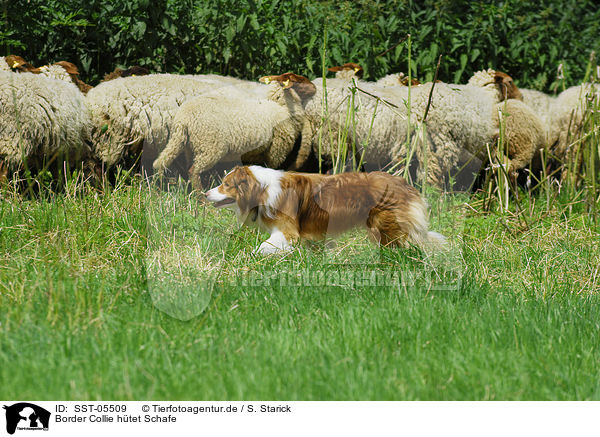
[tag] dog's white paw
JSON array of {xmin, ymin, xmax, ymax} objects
[
  {"xmin": 255, "ymin": 239, "xmax": 293, "ymax": 255},
  {"xmin": 254, "ymin": 229, "xmax": 294, "ymax": 256}
]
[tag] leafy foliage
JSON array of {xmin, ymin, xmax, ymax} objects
[{"xmin": 2, "ymin": 0, "xmax": 600, "ymax": 90}]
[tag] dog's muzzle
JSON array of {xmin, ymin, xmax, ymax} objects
[{"xmin": 206, "ymin": 187, "xmax": 235, "ymax": 208}]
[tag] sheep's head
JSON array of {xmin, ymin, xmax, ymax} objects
[
  {"xmin": 54, "ymin": 61, "xmax": 80, "ymax": 77},
  {"xmin": 122, "ymin": 65, "xmax": 149, "ymax": 77},
  {"xmin": 53, "ymin": 61, "xmax": 93, "ymax": 94},
  {"xmin": 494, "ymin": 71, "xmax": 522, "ymax": 101},
  {"xmin": 5, "ymin": 55, "xmax": 34, "ymax": 72},
  {"xmin": 469, "ymin": 69, "xmax": 522, "ymax": 101},
  {"xmin": 102, "ymin": 68, "xmax": 124, "ymax": 82},
  {"xmin": 397, "ymin": 73, "xmax": 421, "ymax": 86},
  {"xmin": 102, "ymin": 65, "xmax": 150, "ymax": 82},
  {"xmin": 259, "ymin": 72, "xmax": 317, "ymax": 102},
  {"xmin": 328, "ymin": 62, "xmax": 364, "ymax": 79}
]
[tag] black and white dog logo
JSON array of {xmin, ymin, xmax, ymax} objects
[{"xmin": 3, "ymin": 403, "xmax": 50, "ymax": 435}]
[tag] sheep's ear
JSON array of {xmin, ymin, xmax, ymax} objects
[
  {"xmin": 6, "ymin": 55, "xmax": 32, "ymax": 71},
  {"xmin": 328, "ymin": 66, "xmax": 343, "ymax": 73},
  {"xmin": 56, "ymin": 61, "xmax": 80, "ymax": 76},
  {"xmin": 259, "ymin": 75, "xmax": 277, "ymax": 84}
]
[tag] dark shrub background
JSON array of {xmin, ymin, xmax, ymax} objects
[{"xmin": 2, "ymin": 0, "xmax": 599, "ymax": 91}]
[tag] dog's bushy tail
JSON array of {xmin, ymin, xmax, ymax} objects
[{"xmin": 427, "ymin": 230, "xmax": 447, "ymax": 249}]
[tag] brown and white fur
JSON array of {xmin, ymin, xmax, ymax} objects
[{"xmin": 206, "ymin": 165, "xmax": 445, "ymax": 254}]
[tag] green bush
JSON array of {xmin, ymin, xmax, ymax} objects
[{"xmin": 2, "ymin": 0, "xmax": 599, "ymax": 91}]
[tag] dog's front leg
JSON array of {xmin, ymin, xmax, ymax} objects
[{"xmin": 256, "ymin": 227, "xmax": 294, "ymax": 255}]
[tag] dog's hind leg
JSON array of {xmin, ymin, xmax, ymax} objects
[{"xmin": 367, "ymin": 210, "xmax": 410, "ymax": 247}]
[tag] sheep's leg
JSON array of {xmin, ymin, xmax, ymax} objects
[
  {"xmin": 189, "ymin": 150, "xmax": 223, "ymax": 190},
  {"xmin": 265, "ymin": 127, "xmax": 295, "ymax": 168},
  {"xmin": 153, "ymin": 124, "xmax": 187, "ymax": 174},
  {"xmin": 0, "ymin": 159, "xmax": 8, "ymax": 183},
  {"xmin": 290, "ymin": 120, "xmax": 315, "ymax": 170},
  {"xmin": 506, "ymin": 140, "xmax": 538, "ymax": 176}
]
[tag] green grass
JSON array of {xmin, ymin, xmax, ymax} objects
[{"xmin": 1, "ymin": 174, "xmax": 599, "ymax": 400}]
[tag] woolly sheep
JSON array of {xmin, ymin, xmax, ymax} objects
[
  {"xmin": 520, "ymin": 85, "xmax": 599, "ymax": 168},
  {"xmin": 85, "ymin": 73, "xmax": 260, "ymax": 169},
  {"xmin": 547, "ymin": 84, "xmax": 599, "ymax": 160},
  {"xmin": 153, "ymin": 73, "xmax": 317, "ymax": 187},
  {"xmin": 518, "ymin": 88, "xmax": 557, "ymax": 172},
  {"xmin": 296, "ymin": 69, "xmax": 542, "ymax": 187},
  {"xmin": 466, "ymin": 68, "xmax": 522, "ymax": 101},
  {"xmin": 34, "ymin": 62, "xmax": 92, "ymax": 94},
  {"xmin": 0, "ymin": 71, "xmax": 92, "ymax": 175},
  {"xmin": 492, "ymin": 99, "xmax": 546, "ymax": 173},
  {"xmin": 520, "ymin": 88, "xmax": 555, "ymax": 128},
  {"xmin": 302, "ymin": 79, "xmax": 414, "ymax": 170},
  {"xmin": 0, "ymin": 55, "xmax": 34, "ymax": 73},
  {"xmin": 404, "ymin": 78, "xmax": 542, "ymax": 185},
  {"xmin": 0, "ymin": 57, "xmax": 11, "ymax": 72}
]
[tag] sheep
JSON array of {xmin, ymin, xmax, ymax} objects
[
  {"xmin": 35, "ymin": 61, "xmax": 92, "ymax": 94},
  {"xmin": 404, "ymin": 76, "xmax": 543, "ymax": 185},
  {"xmin": 85, "ymin": 73, "xmax": 255, "ymax": 170},
  {"xmin": 0, "ymin": 57, "xmax": 12, "ymax": 72},
  {"xmin": 520, "ymin": 88, "xmax": 555, "ymax": 128},
  {"xmin": 0, "ymin": 71, "xmax": 92, "ymax": 177},
  {"xmin": 296, "ymin": 69, "xmax": 542, "ymax": 187},
  {"xmin": 547, "ymin": 84, "xmax": 599, "ymax": 161},
  {"xmin": 153, "ymin": 73, "xmax": 317, "ymax": 188},
  {"xmin": 492, "ymin": 98, "xmax": 546, "ymax": 173},
  {"xmin": 466, "ymin": 68, "xmax": 522, "ymax": 101},
  {"xmin": 520, "ymin": 84, "xmax": 599, "ymax": 173},
  {"xmin": 1, "ymin": 55, "xmax": 34, "ymax": 73}
]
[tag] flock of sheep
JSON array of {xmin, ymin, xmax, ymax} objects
[{"xmin": 1, "ymin": 54, "xmax": 598, "ymax": 190}]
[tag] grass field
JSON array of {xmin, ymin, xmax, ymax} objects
[{"xmin": 1, "ymin": 173, "xmax": 599, "ymax": 400}]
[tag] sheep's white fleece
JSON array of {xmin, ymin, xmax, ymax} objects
[
  {"xmin": 85, "ymin": 73, "xmax": 262, "ymax": 167},
  {"xmin": 153, "ymin": 83, "xmax": 308, "ymax": 186},
  {"xmin": 301, "ymin": 81, "xmax": 416, "ymax": 170},
  {"xmin": 520, "ymin": 89, "xmax": 555, "ymax": 127},
  {"xmin": 37, "ymin": 64, "xmax": 72, "ymax": 82},
  {"xmin": 521, "ymin": 85, "xmax": 599, "ymax": 161},
  {"xmin": 548, "ymin": 84, "xmax": 599, "ymax": 159},
  {"xmin": 0, "ymin": 71, "xmax": 91, "ymax": 169},
  {"xmin": 0, "ymin": 57, "xmax": 12, "ymax": 72}
]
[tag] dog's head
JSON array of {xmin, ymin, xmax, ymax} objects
[{"xmin": 205, "ymin": 166, "xmax": 266, "ymax": 215}]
